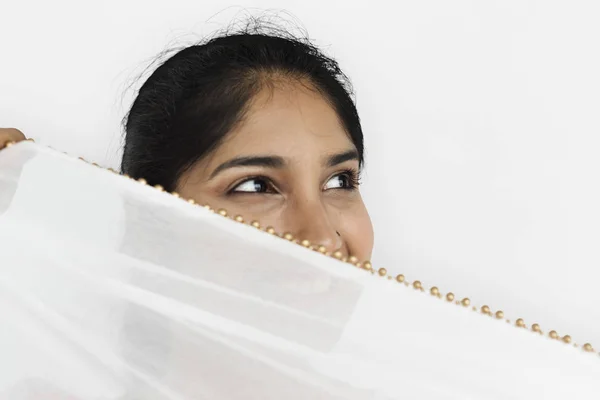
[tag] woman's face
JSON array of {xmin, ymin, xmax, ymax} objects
[{"xmin": 177, "ymin": 81, "xmax": 374, "ymax": 261}]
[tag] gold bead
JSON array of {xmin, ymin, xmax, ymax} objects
[
  {"xmin": 562, "ymin": 335, "xmax": 572, "ymax": 344},
  {"xmin": 137, "ymin": 178, "xmax": 147, "ymax": 185},
  {"xmin": 251, "ymin": 221, "xmax": 260, "ymax": 228},
  {"xmin": 363, "ymin": 261, "xmax": 373, "ymax": 271},
  {"xmin": 583, "ymin": 343, "xmax": 594, "ymax": 352},
  {"xmin": 234, "ymin": 215, "xmax": 244, "ymax": 222},
  {"xmin": 461, "ymin": 298, "xmax": 470, "ymax": 307},
  {"xmin": 495, "ymin": 311, "xmax": 504, "ymax": 319},
  {"xmin": 430, "ymin": 286, "xmax": 439, "ymax": 296},
  {"xmin": 378, "ymin": 268, "xmax": 387, "ymax": 276},
  {"xmin": 549, "ymin": 330, "xmax": 559, "ymax": 339},
  {"xmin": 204, "ymin": 204, "xmax": 212, "ymax": 211},
  {"xmin": 413, "ymin": 281, "xmax": 422, "ymax": 290},
  {"xmin": 301, "ymin": 239, "xmax": 311, "ymax": 247},
  {"xmin": 187, "ymin": 199, "xmax": 196, "ymax": 205},
  {"xmin": 283, "ymin": 232, "xmax": 294, "ymax": 241},
  {"xmin": 333, "ymin": 251, "xmax": 343, "ymax": 259},
  {"xmin": 217, "ymin": 209, "xmax": 228, "ymax": 216},
  {"xmin": 355, "ymin": 262, "xmax": 362, "ymax": 268},
  {"xmin": 532, "ymin": 323, "xmax": 541, "ymax": 333},
  {"xmin": 348, "ymin": 256, "xmax": 358, "ymax": 264},
  {"xmin": 396, "ymin": 274, "xmax": 405, "ymax": 283},
  {"xmin": 481, "ymin": 305, "xmax": 491, "ymax": 315},
  {"xmin": 122, "ymin": 174, "xmax": 130, "ymax": 178},
  {"xmin": 172, "ymin": 192, "xmax": 180, "ymax": 198},
  {"xmin": 317, "ymin": 245, "xmax": 327, "ymax": 253},
  {"xmin": 4, "ymin": 140, "xmax": 15, "ymax": 148},
  {"xmin": 446, "ymin": 293, "xmax": 455, "ymax": 302},
  {"xmin": 154, "ymin": 184, "xmax": 164, "ymax": 192},
  {"xmin": 266, "ymin": 227, "xmax": 276, "ymax": 234},
  {"xmin": 516, "ymin": 318, "xmax": 525, "ymax": 328}
]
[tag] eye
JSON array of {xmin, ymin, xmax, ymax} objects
[
  {"xmin": 230, "ymin": 177, "xmax": 276, "ymax": 194},
  {"xmin": 324, "ymin": 170, "xmax": 360, "ymax": 191}
]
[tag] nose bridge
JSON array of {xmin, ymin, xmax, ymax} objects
[{"xmin": 292, "ymin": 197, "xmax": 342, "ymax": 252}]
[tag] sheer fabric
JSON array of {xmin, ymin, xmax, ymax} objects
[{"xmin": 1, "ymin": 142, "xmax": 599, "ymax": 399}]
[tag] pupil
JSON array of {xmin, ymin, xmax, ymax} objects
[
  {"xmin": 253, "ymin": 180, "xmax": 266, "ymax": 192},
  {"xmin": 339, "ymin": 175, "xmax": 349, "ymax": 187}
]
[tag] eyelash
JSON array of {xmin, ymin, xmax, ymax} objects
[
  {"xmin": 227, "ymin": 175, "xmax": 277, "ymax": 195},
  {"xmin": 227, "ymin": 168, "xmax": 362, "ymax": 195},
  {"xmin": 333, "ymin": 168, "xmax": 362, "ymax": 191}
]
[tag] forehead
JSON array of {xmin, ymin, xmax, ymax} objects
[{"xmin": 210, "ymin": 81, "xmax": 355, "ymax": 161}]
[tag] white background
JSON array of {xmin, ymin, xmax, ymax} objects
[{"xmin": 2, "ymin": 1, "xmax": 600, "ymax": 339}]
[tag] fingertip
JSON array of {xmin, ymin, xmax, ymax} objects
[{"xmin": 0, "ymin": 128, "xmax": 27, "ymax": 148}]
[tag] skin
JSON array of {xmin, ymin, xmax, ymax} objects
[
  {"xmin": 1, "ymin": 80, "xmax": 374, "ymax": 260},
  {"xmin": 177, "ymin": 80, "xmax": 374, "ymax": 260},
  {"xmin": 0, "ymin": 128, "xmax": 26, "ymax": 146}
]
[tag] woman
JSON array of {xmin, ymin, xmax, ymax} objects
[{"xmin": 0, "ymin": 27, "xmax": 374, "ymax": 261}]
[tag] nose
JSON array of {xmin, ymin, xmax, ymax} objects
[{"xmin": 291, "ymin": 200, "xmax": 345, "ymax": 255}]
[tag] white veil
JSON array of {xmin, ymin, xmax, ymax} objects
[{"xmin": 1, "ymin": 142, "xmax": 599, "ymax": 399}]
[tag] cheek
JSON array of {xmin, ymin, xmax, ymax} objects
[{"xmin": 341, "ymin": 202, "xmax": 374, "ymax": 261}]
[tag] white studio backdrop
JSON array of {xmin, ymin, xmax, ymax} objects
[{"xmin": 2, "ymin": 0, "xmax": 600, "ymax": 327}]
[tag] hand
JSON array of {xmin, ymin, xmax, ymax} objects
[
  {"xmin": 0, "ymin": 128, "xmax": 31, "ymax": 210},
  {"xmin": 0, "ymin": 128, "xmax": 27, "ymax": 148}
]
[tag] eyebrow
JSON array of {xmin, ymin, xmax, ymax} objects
[
  {"xmin": 210, "ymin": 156, "xmax": 285, "ymax": 179},
  {"xmin": 326, "ymin": 149, "xmax": 359, "ymax": 167},
  {"xmin": 209, "ymin": 149, "xmax": 360, "ymax": 179}
]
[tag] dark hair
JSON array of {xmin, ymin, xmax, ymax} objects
[{"xmin": 121, "ymin": 25, "xmax": 364, "ymax": 192}]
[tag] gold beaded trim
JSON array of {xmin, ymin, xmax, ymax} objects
[{"xmin": 1, "ymin": 139, "xmax": 598, "ymax": 358}]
